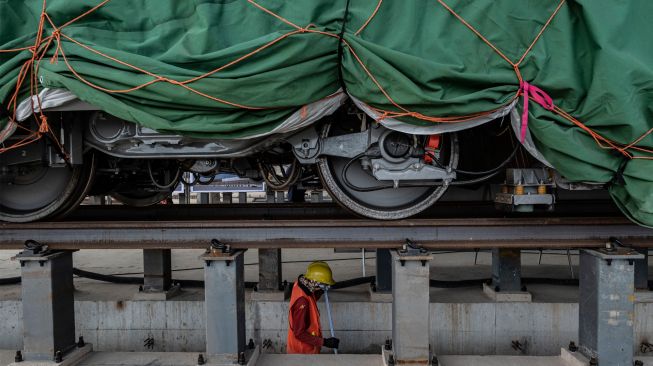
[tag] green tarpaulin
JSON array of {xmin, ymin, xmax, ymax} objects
[{"xmin": 1, "ymin": 1, "xmax": 652, "ymax": 227}]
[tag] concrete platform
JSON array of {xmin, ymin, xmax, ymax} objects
[
  {"xmin": 438, "ymin": 355, "xmax": 568, "ymax": 366},
  {"xmin": 257, "ymin": 354, "xmax": 383, "ymax": 366},
  {"xmin": 483, "ymin": 283, "xmax": 532, "ymax": 302},
  {"xmin": 4, "ymin": 351, "xmax": 653, "ymax": 366}
]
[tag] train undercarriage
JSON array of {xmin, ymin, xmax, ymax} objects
[{"xmin": 0, "ymin": 104, "xmax": 603, "ymax": 223}]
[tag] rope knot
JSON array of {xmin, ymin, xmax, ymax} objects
[
  {"xmin": 377, "ymin": 112, "xmax": 390, "ymax": 122},
  {"xmin": 38, "ymin": 115, "xmax": 49, "ymax": 133},
  {"xmin": 519, "ymin": 81, "xmax": 555, "ymax": 142}
]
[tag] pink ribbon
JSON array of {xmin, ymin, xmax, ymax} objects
[{"xmin": 520, "ymin": 81, "xmax": 555, "ymax": 142}]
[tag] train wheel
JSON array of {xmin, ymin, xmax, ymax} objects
[
  {"xmin": 0, "ymin": 154, "xmax": 95, "ymax": 222},
  {"xmin": 51, "ymin": 153, "xmax": 97, "ymax": 219},
  {"xmin": 317, "ymin": 123, "xmax": 459, "ymax": 220}
]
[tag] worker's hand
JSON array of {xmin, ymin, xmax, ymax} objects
[{"xmin": 323, "ymin": 337, "xmax": 340, "ymax": 349}]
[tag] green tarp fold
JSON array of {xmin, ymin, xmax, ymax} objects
[{"xmin": 1, "ymin": 1, "xmax": 652, "ymax": 227}]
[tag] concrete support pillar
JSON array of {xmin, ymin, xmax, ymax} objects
[
  {"xmin": 135, "ymin": 249, "xmax": 180, "ymax": 300},
  {"xmin": 14, "ymin": 249, "xmax": 91, "ymax": 363},
  {"xmin": 202, "ymin": 249, "xmax": 246, "ymax": 360},
  {"xmin": 275, "ymin": 191, "xmax": 284, "ymax": 203},
  {"xmin": 634, "ymin": 248, "xmax": 649, "ymax": 291},
  {"xmin": 209, "ymin": 193, "xmax": 221, "ymax": 204},
  {"xmin": 223, "ymin": 192, "xmax": 233, "ymax": 204},
  {"xmin": 258, "ymin": 249, "xmax": 282, "ymax": 292},
  {"xmin": 239, "ymin": 192, "xmax": 247, "ymax": 204},
  {"xmin": 483, "ymin": 248, "xmax": 531, "ymax": 301},
  {"xmin": 375, "ymin": 249, "xmax": 392, "ymax": 293},
  {"xmin": 389, "ymin": 249, "xmax": 433, "ymax": 364},
  {"xmin": 491, "ymin": 248, "xmax": 522, "ymax": 292},
  {"xmin": 143, "ymin": 249, "xmax": 172, "ymax": 292},
  {"xmin": 578, "ymin": 248, "xmax": 642, "ymax": 365}
]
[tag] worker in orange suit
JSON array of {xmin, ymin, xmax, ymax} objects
[{"xmin": 287, "ymin": 261, "xmax": 340, "ymax": 354}]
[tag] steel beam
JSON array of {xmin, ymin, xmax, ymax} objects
[
  {"xmin": 17, "ymin": 250, "xmax": 76, "ymax": 361},
  {"xmin": 391, "ymin": 249, "xmax": 432, "ymax": 364},
  {"xmin": 375, "ymin": 249, "xmax": 392, "ymax": 293},
  {"xmin": 202, "ymin": 250, "xmax": 246, "ymax": 358},
  {"xmin": 142, "ymin": 249, "xmax": 172, "ymax": 292},
  {"xmin": 491, "ymin": 248, "xmax": 523, "ymax": 292},
  {"xmin": 257, "ymin": 248, "xmax": 282, "ymax": 292},
  {"xmin": 578, "ymin": 248, "xmax": 642, "ymax": 365},
  {"xmin": 634, "ymin": 247, "xmax": 649, "ymax": 291},
  {"xmin": 1, "ymin": 218, "xmax": 651, "ymax": 250}
]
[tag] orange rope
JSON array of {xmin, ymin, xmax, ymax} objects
[{"xmin": 355, "ymin": 0, "xmax": 383, "ymax": 36}]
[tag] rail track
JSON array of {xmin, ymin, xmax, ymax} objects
[{"xmin": 1, "ymin": 216, "xmax": 651, "ymax": 250}]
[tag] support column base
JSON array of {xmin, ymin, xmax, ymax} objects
[
  {"xmin": 9, "ymin": 344, "xmax": 92, "ymax": 366},
  {"xmin": 382, "ymin": 346, "xmax": 433, "ymax": 366},
  {"xmin": 483, "ymin": 283, "xmax": 532, "ymax": 302},
  {"xmin": 205, "ymin": 346, "xmax": 260, "ymax": 366},
  {"xmin": 560, "ymin": 348, "xmax": 590, "ymax": 366},
  {"xmin": 133, "ymin": 284, "xmax": 182, "ymax": 301}
]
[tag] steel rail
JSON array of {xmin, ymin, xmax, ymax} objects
[{"xmin": 0, "ymin": 217, "xmax": 651, "ymax": 250}]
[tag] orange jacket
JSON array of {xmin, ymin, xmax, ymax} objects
[{"xmin": 287, "ymin": 281, "xmax": 322, "ymax": 354}]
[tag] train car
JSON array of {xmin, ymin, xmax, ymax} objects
[{"xmin": 1, "ymin": 1, "xmax": 652, "ymax": 225}]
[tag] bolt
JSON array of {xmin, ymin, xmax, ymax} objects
[
  {"xmin": 238, "ymin": 351, "xmax": 246, "ymax": 365},
  {"xmin": 634, "ymin": 360, "xmax": 643, "ymax": 366},
  {"xmin": 14, "ymin": 350, "xmax": 22, "ymax": 362},
  {"xmin": 197, "ymin": 354, "xmax": 205, "ymax": 365},
  {"xmin": 248, "ymin": 338, "xmax": 255, "ymax": 349},
  {"xmin": 568, "ymin": 341, "xmax": 578, "ymax": 352},
  {"xmin": 388, "ymin": 354, "xmax": 395, "ymax": 365},
  {"xmin": 77, "ymin": 336, "xmax": 85, "ymax": 348},
  {"xmin": 589, "ymin": 356, "xmax": 598, "ymax": 365},
  {"xmin": 431, "ymin": 355, "xmax": 439, "ymax": 365},
  {"xmin": 54, "ymin": 350, "xmax": 63, "ymax": 363}
]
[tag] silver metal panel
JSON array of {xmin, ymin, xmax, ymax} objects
[
  {"xmin": 579, "ymin": 249, "xmax": 642, "ymax": 365},
  {"xmin": 202, "ymin": 250, "xmax": 246, "ymax": 357},
  {"xmin": 391, "ymin": 250, "xmax": 432, "ymax": 364}
]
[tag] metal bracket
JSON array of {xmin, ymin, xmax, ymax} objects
[
  {"xmin": 399, "ymin": 239, "xmax": 428, "ymax": 257},
  {"xmin": 14, "ymin": 240, "xmax": 50, "ymax": 258}
]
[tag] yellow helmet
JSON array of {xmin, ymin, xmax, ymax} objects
[{"xmin": 304, "ymin": 261, "xmax": 335, "ymax": 286}]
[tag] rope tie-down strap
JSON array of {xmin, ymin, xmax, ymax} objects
[{"xmin": 519, "ymin": 81, "xmax": 554, "ymax": 143}]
